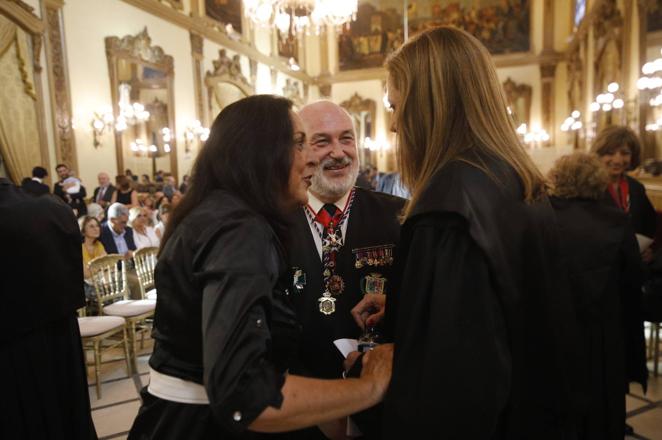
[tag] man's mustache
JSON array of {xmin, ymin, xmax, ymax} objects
[{"xmin": 319, "ymin": 157, "xmax": 353, "ymax": 170}]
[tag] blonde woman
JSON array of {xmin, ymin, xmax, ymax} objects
[
  {"xmin": 353, "ymin": 26, "xmax": 579, "ymax": 439},
  {"xmin": 128, "ymin": 206, "xmax": 160, "ymax": 249}
]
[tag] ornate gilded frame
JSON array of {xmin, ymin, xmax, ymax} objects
[
  {"xmin": 204, "ymin": 49, "xmax": 253, "ymax": 125},
  {"xmin": 105, "ymin": 27, "xmax": 178, "ymax": 179},
  {"xmin": 502, "ymin": 78, "xmax": 533, "ymax": 127}
]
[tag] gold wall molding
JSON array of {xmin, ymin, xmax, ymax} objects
[
  {"xmin": 189, "ymin": 31, "xmax": 204, "ymax": 123},
  {"xmin": 44, "ymin": 0, "xmax": 77, "ymax": 171},
  {"xmin": 120, "ymin": 0, "xmax": 312, "ymax": 84},
  {"xmin": 0, "ymin": 0, "xmax": 44, "ymax": 35}
]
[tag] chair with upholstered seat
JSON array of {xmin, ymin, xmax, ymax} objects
[
  {"xmin": 77, "ymin": 308, "xmax": 131, "ymax": 399},
  {"xmin": 134, "ymin": 246, "xmax": 158, "ymax": 300},
  {"xmin": 89, "ymin": 254, "xmax": 156, "ymax": 372}
]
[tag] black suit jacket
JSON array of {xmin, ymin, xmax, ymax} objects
[
  {"xmin": 93, "ymin": 184, "xmax": 116, "ymax": 205},
  {"xmin": 0, "ymin": 178, "xmax": 85, "ymax": 341},
  {"xmin": 287, "ymin": 187, "xmax": 405, "ymax": 379},
  {"xmin": 21, "ymin": 178, "xmax": 50, "ymax": 196},
  {"xmin": 99, "ymin": 222, "xmax": 137, "ymax": 254}
]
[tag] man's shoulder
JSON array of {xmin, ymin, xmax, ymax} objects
[{"xmin": 354, "ymin": 186, "xmax": 406, "ymax": 213}]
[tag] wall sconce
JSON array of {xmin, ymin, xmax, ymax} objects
[
  {"xmin": 183, "ymin": 120, "xmax": 210, "ymax": 154},
  {"xmin": 362, "ymin": 136, "xmax": 392, "ymax": 152},
  {"xmin": 516, "ymin": 123, "xmax": 550, "ymax": 148},
  {"xmin": 90, "ymin": 109, "xmax": 114, "ymax": 148}
]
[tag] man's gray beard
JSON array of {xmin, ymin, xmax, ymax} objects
[{"xmin": 310, "ymin": 162, "xmax": 359, "ymax": 202}]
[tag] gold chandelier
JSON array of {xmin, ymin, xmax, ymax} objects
[{"xmin": 243, "ymin": 0, "xmax": 357, "ymax": 35}]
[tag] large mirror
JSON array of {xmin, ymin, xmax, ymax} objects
[
  {"xmin": 205, "ymin": 49, "xmax": 253, "ymax": 124},
  {"xmin": 105, "ymin": 28, "xmax": 177, "ymax": 180},
  {"xmin": 340, "ymin": 93, "xmax": 376, "ymax": 166},
  {"xmin": 502, "ymin": 78, "xmax": 532, "ymax": 129}
]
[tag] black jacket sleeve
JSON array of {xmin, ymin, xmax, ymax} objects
[
  {"xmin": 384, "ymin": 214, "xmax": 510, "ymax": 439},
  {"xmin": 197, "ymin": 217, "xmax": 286, "ymax": 434}
]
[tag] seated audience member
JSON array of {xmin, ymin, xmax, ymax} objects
[
  {"xmin": 179, "ymin": 174, "xmax": 189, "ymax": 193},
  {"xmin": 141, "ymin": 174, "xmax": 151, "ymax": 185},
  {"xmin": 86, "ymin": 202, "xmax": 105, "ymax": 223},
  {"xmin": 128, "ymin": 206, "xmax": 160, "ymax": 249},
  {"xmin": 154, "ymin": 203, "xmax": 171, "ymax": 240},
  {"xmin": 140, "ymin": 194, "xmax": 157, "ymax": 225},
  {"xmin": 79, "ymin": 216, "xmax": 107, "ymax": 299},
  {"xmin": 21, "ymin": 166, "xmax": 50, "ymax": 196},
  {"xmin": 162, "ymin": 174, "xmax": 177, "ymax": 200},
  {"xmin": 154, "ymin": 170, "xmax": 164, "ymax": 183},
  {"xmin": 53, "ymin": 163, "xmax": 87, "ymax": 216},
  {"xmin": 548, "ymin": 152, "xmax": 648, "ymax": 439},
  {"xmin": 125, "ymin": 169, "xmax": 138, "ymax": 182},
  {"xmin": 111, "ymin": 175, "xmax": 138, "ymax": 208},
  {"xmin": 170, "ymin": 191, "xmax": 182, "ymax": 208},
  {"xmin": 377, "ymin": 171, "xmax": 411, "ymax": 199},
  {"xmin": 100, "ymin": 202, "xmax": 136, "ymax": 259},
  {"xmin": 93, "ymin": 172, "xmax": 115, "ymax": 208},
  {"xmin": 153, "ymin": 191, "xmax": 166, "ymax": 209},
  {"xmin": 0, "ymin": 176, "xmax": 97, "ymax": 438}
]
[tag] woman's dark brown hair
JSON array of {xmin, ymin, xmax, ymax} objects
[
  {"xmin": 116, "ymin": 175, "xmax": 131, "ymax": 191},
  {"xmin": 79, "ymin": 216, "xmax": 101, "ymax": 242},
  {"xmin": 160, "ymin": 95, "xmax": 295, "ymax": 250},
  {"xmin": 590, "ymin": 125, "xmax": 642, "ymax": 170}
]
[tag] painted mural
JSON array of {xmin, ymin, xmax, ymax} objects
[
  {"xmin": 649, "ymin": 0, "xmax": 662, "ymax": 33},
  {"xmin": 339, "ymin": 0, "xmax": 530, "ymax": 71},
  {"xmin": 205, "ymin": 0, "xmax": 243, "ymax": 34}
]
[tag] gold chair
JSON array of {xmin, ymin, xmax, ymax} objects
[
  {"xmin": 77, "ymin": 307, "xmax": 131, "ymax": 399},
  {"xmin": 89, "ymin": 254, "xmax": 156, "ymax": 372},
  {"xmin": 134, "ymin": 246, "xmax": 158, "ymax": 300}
]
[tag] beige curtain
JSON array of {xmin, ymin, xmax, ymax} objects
[{"xmin": 0, "ymin": 15, "xmax": 41, "ymax": 184}]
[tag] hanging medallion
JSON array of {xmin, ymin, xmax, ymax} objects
[{"xmin": 318, "ymin": 292, "xmax": 336, "ymax": 315}]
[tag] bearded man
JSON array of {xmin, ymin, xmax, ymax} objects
[{"xmin": 285, "ymin": 101, "xmax": 404, "ymax": 439}]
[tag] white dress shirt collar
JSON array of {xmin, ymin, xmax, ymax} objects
[{"xmin": 307, "ymin": 189, "xmax": 351, "ymax": 214}]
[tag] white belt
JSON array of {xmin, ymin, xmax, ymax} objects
[{"xmin": 147, "ymin": 367, "xmax": 210, "ymax": 405}]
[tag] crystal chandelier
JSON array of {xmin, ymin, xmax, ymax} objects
[{"xmin": 243, "ymin": 0, "xmax": 357, "ymax": 35}]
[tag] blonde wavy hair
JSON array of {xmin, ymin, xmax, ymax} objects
[
  {"xmin": 385, "ymin": 26, "xmax": 545, "ymax": 218},
  {"xmin": 547, "ymin": 152, "xmax": 609, "ymax": 200}
]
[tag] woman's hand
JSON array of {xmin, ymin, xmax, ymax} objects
[
  {"xmin": 351, "ymin": 294, "xmax": 386, "ymax": 330},
  {"xmin": 359, "ymin": 343, "xmax": 394, "ymax": 400}
]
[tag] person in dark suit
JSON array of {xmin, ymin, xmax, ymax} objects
[
  {"xmin": 0, "ymin": 177, "xmax": 97, "ymax": 439},
  {"xmin": 92, "ymin": 172, "xmax": 115, "ymax": 209},
  {"xmin": 53, "ymin": 163, "xmax": 87, "ymax": 217},
  {"xmin": 20, "ymin": 166, "xmax": 50, "ymax": 196},
  {"xmin": 99, "ymin": 202, "xmax": 136, "ymax": 257},
  {"xmin": 286, "ymin": 101, "xmax": 404, "ymax": 439},
  {"xmin": 548, "ymin": 152, "xmax": 647, "ymax": 440}
]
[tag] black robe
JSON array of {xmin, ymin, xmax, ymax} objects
[
  {"xmin": 382, "ymin": 156, "xmax": 581, "ymax": 440},
  {"xmin": 0, "ymin": 178, "xmax": 96, "ymax": 440},
  {"xmin": 550, "ymin": 196, "xmax": 647, "ymax": 440}
]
